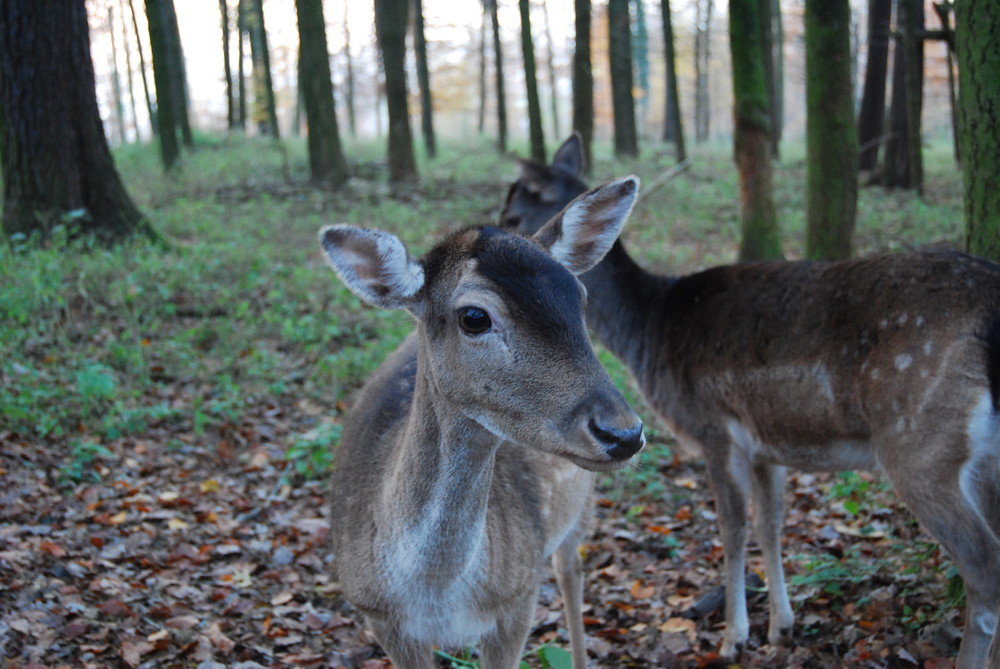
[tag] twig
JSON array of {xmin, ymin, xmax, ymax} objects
[{"xmin": 635, "ymin": 160, "xmax": 691, "ymax": 207}]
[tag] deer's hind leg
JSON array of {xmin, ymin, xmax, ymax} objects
[
  {"xmin": 366, "ymin": 617, "xmax": 437, "ymax": 669},
  {"xmin": 879, "ymin": 422, "xmax": 1000, "ymax": 669},
  {"xmin": 750, "ymin": 461, "xmax": 794, "ymax": 647}
]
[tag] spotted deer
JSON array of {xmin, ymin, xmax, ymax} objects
[
  {"xmin": 500, "ymin": 133, "xmax": 1000, "ymax": 669},
  {"xmin": 319, "ymin": 177, "xmax": 646, "ymax": 669}
]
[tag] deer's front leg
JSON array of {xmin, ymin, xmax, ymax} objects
[
  {"xmin": 705, "ymin": 447, "xmax": 752, "ymax": 659},
  {"xmin": 750, "ymin": 462, "xmax": 794, "ymax": 646},
  {"xmin": 478, "ymin": 585, "xmax": 539, "ymax": 669}
]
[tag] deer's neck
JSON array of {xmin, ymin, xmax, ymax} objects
[
  {"xmin": 581, "ymin": 240, "xmax": 673, "ymax": 374},
  {"xmin": 377, "ymin": 370, "xmax": 501, "ymax": 596}
]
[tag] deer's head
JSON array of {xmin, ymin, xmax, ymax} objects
[{"xmin": 321, "ymin": 177, "xmax": 644, "ymax": 470}]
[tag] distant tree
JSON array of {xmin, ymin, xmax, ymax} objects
[
  {"xmin": 857, "ymin": 0, "xmax": 890, "ymax": 170},
  {"xmin": 162, "ymin": 0, "xmax": 192, "ymax": 147},
  {"xmin": 374, "ymin": 0, "xmax": 417, "ymax": 182},
  {"xmin": 342, "ymin": 1, "xmax": 356, "ymax": 137},
  {"xmin": 219, "ymin": 0, "xmax": 237, "ymax": 129},
  {"xmin": 694, "ymin": 0, "xmax": 713, "ymax": 142},
  {"xmin": 729, "ymin": 0, "xmax": 781, "ymax": 261},
  {"xmin": 127, "ymin": 0, "xmax": 156, "ymax": 136},
  {"xmin": 0, "ymin": 0, "xmax": 154, "ymax": 242},
  {"xmin": 478, "ymin": 2, "xmax": 488, "ymax": 134},
  {"xmin": 245, "ymin": 0, "xmax": 279, "ymax": 137},
  {"xmin": 107, "ymin": 7, "xmax": 126, "ymax": 146},
  {"xmin": 608, "ymin": 0, "xmax": 638, "ymax": 157},
  {"xmin": 805, "ymin": 0, "xmax": 857, "ymax": 260},
  {"xmin": 660, "ymin": 0, "xmax": 685, "ymax": 162},
  {"xmin": 572, "ymin": 0, "xmax": 594, "ymax": 170},
  {"xmin": 519, "ymin": 0, "xmax": 546, "ymax": 162},
  {"xmin": 237, "ymin": 0, "xmax": 247, "ymax": 129},
  {"xmin": 880, "ymin": 0, "xmax": 923, "ymax": 191},
  {"xmin": 956, "ymin": 0, "xmax": 1000, "ymax": 260},
  {"xmin": 488, "ymin": 0, "xmax": 508, "ymax": 152},
  {"xmin": 540, "ymin": 0, "xmax": 560, "ymax": 140},
  {"xmin": 768, "ymin": 0, "xmax": 783, "ymax": 156},
  {"xmin": 145, "ymin": 0, "xmax": 181, "ymax": 168},
  {"xmin": 118, "ymin": 0, "xmax": 141, "ymax": 139},
  {"xmin": 412, "ymin": 0, "xmax": 436, "ymax": 158},
  {"xmin": 632, "ymin": 0, "xmax": 650, "ymax": 134},
  {"xmin": 295, "ymin": 0, "xmax": 348, "ymax": 187}
]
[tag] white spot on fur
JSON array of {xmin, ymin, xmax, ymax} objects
[
  {"xmin": 895, "ymin": 354, "xmax": 913, "ymax": 371},
  {"xmin": 923, "ymin": 341, "xmax": 933, "ymax": 356},
  {"xmin": 870, "ymin": 368, "xmax": 881, "ymax": 380},
  {"xmin": 960, "ymin": 393, "xmax": 999, "ymax": 524},
  {"xmin": 897, "ymin": 313, "xmax": 908, "ymax": 325},
  {"xmin": 915, "ymin": 315, "xmax": 926, "ymax": 327}
]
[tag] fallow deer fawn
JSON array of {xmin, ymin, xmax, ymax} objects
[
  {"xmin": 319, "ymin": 177, "xmax": 646, "ymax": 669},
  {"xmin": 501, "ymin": 134, "xmax": 1000, "ymax": 669}
]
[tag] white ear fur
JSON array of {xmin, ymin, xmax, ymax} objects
[
  {"xmin": 535, "ymin": 176, "xmax": 639, "ymax": 275},
  {"xmin": 319, "ymin": 225, "xmax": 425, "ymax": 309}
]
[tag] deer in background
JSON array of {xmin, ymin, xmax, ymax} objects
[
  {"xmin": 501, "ymin": 133, "xmax": 1000, "ymax": 669},
  {"xmin": 319, "ymin": 177, "xmax": 645, "ymax": 669}
]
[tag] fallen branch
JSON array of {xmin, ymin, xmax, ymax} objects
[{"xmin": 635, "ymin": 159, "xmax": 691, "ymax": 207}]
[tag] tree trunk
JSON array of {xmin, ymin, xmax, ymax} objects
[
  {"xmin": 295, "ymin": 0, "xmax": 348, "ymax": 187},
  {"xmin": 478, "ymin": 2, "xmax": 488, "ymax": 134},
  {"xmin": 343, "ymin": 1, "xmax": 356, "ymax": 137},
  {"xmin": 237, "ymin": 0, "xmax": 247, "ymax": 130},
  {"xmin": 572, "ymin": 0, "xmax": 593, "ymax": 170},
  {"xmin": 540, "ymin": 0, "xmax": 560, "ymax": 140},
  {"xmin": 857, "ymin": 0, "xmax": 890, "ymax": 170},
  {"xmin": 519, "ymin": 0, "xmax": 546, "ymax": 162},
  {"xmin": 881, "ymin": 0, "xmax": 923, "ymax": 191},
  {"xmin": 162, "ymin": 0, "xmax": 192, "ymax": 147},
  {"xmin": 118, "ymin": 0, "xmax": 140, "ymax": 140},
  {"xmin": 127, "ymin": 0, "xmax": 156, "ymax": 137},
  {"xmin": 247, "ymin": 0, "xmax": 279, "ymax": 138},
  {"xmin": 955, "ymin": 0, "xmax": 1000, "ymax": 260},
  {"xmin": 0, "ymin": 0, "xmax": 154, "ymax": 242},
  {"xmin": 694, "ymin": 0, "xmax": 713, "ymax": 142},
  {"xmin": 608, "ymin": 0, "xmax": 638, "ymax": 157},
  {"xmin": 412, "ymin": 0, "xmax": 436, "ymax": 158},
  {"xmin": 375, "ymin": 0, "xmax": 417, "ymax": 183},
  {"xmin": 729, "ymin": 0, "xmax": 781, "ymax": 261},
  {"xmin": 489, "ymin": 0, "xmax": 507, "ymax": 153},
  {"xmin": 805, "ymin": 0, "xmax": 857, "ymax": 260},
  {"xmin": 661, "ymin": 0, "xmax": 686, "ymax": 162},
  {"xmin": 145, "ymin": 0, "xmax": 180, "ymax": 169},
  {"xmin": 107, "ymin": 7, "xmax": 126, "ymax": 146},
  {"xmin": 220, "ymin": 0, "xmax": 236, "ymax": 129},
  {"xmin": 632, "ymin": 0, "xmax": 649, "ymax": 137},
  {"xmin": 769, "ymin": 0, "xmax": 783, "ymax": 156}
]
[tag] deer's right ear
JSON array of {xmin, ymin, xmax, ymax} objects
[{"xmin": 319, "ymin": 225, "xmax": 425, "ymax": 310}]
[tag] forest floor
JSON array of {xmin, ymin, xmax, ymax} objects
[{"xmin": 0, "ymin": 136, "xmax": 969, "ymax": 668}]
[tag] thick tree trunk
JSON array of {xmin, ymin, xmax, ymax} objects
[
  {"xmin": 248, "ymin": 0, "xmax": 279, "ymax": 138},
  {"xmin": 0, "ymin": 0, "xmax": 153, "ymax": 242},
  {"xmin": 881, "ymin": 0, "xmax": 923, "ymax": 191},
  {"xmin": 145, "ymin": 0, "xmax": 180, "ymax": 168},
  {"xmin": 162, "ymin": 0, "xmax": 192, "ymax": 147},
  {"xmin": 520, "ymin": 0, "xmax": 546, "ymax": 162},
  {"xmin": 572, "ymin": 0, "xmax": 594, "ymax": 170},
  {"xmin": 805, "ymin": 0, "xmax": 857, "ymax": 260},
  {"xmin": 955, "ymin": 0, "xmax": 1000, "ymax": 260},
  {"xmin": 729, "ymin": 0, "xmax": 781, "ymax": 261},
  {"xmin": 608, "ymin": 0, "xmax": 637, "ymax": 157},
  {"xmin": 295, "ymin": 0, "xmax": 348, "ymax": 187},
  {"xmin": 412, "ymin": 0, "xmax": 436, "ymax": 158},
  {"xmin": 857, "ymin": 0, "xmax": 890, "ymax": 170},
  {"xmin": 661, "ymin": 0, "xmax": 686, "ymax": 162},
  {"xmin": 489, "ymin": 0, "xmax": 507, "ymax": 153},
  {"xmin": 375, "ymin": 0, "xmax": 417, "ymax": 182}
]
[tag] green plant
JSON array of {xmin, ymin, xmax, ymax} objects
[
  {"xmin": 283, "ymin": 423, "xmax": 341, "ymax": 478},
  {"xmin": 789, "ymin": 545, "xmax": 883, "ymax": 597},
  {"xmin": 60, "ymin": 439, "xmax": 115, "ymax": 483}
]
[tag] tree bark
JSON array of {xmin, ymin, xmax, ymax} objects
[
  {"xmin": 220, "ymin": 0, "xmax": 236, "ymax": 129},
  {"xmin": 295, "ymin": 0, "xmax": 348, "ymax": 187},
  {"xmin": 489, "ymin": 0, "xmax": 507, "ymax": 153},
  {"xmin": 769, "ymin": 0, "xmax": 783, "ymax": 156},
  {"xmin": 857, "ymin": 0, "xmax": 890, "ymax": 170},
  {"xmin": 0, "ymin": 0, "xmax": 154, "ymax": 242},
  {"xmin": 729, "ymin": 0, "xmax": 781, "ymax": 261},
  {"xmin": 955, "ymin": 0, "xmax": 1000, "ymax": 260},
  {"xmin": 375, "ymin": 0, "xmax": 417, "ymax": 182},
  {"xmin": 145, "ymin": 0, "xmax": 180, "ymax": 168},
  {"xmin": 805, "ymin": 0, "xmax": 857, "ymax": 260},
  {"xmin": 694, "ymin": 0, "xmax": 713, "ymax": 142},
  {"xmin": 881, "ymin": 0, "xmax": 923, "ymax": 191},
  {"xmin": 520, "ymin": 0, "xmax": 546, "ymax": 162},
  {"xmin": 661, "ymin": 0, "xmax": 685, "ymax": 162},
  {"xmin": 608, "ymin": 0, "xmax": 637, "ymax": 157},
  {"xmin": 246, "ymin": 0, "xmax": 279, "ymax": 137},
  {"xmin": 162, "ymin": 0, "xmax": 192, "ymax": 147},
  {"xmin": 572, "ymin": 0, "xmax": 593, "ymax": 170},
  {"xmin": 127, "ymin": 0, "xmax": 156, "ymax": 137},
  {"xmin": 412, "ymin": 0, "xmax": 436, "ymax": 158}
]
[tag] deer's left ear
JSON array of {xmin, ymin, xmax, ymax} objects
[{"xmin": 532, "ymin": 176, "xmax": 639, "ymax": 275}]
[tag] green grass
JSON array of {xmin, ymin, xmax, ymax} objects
[{"xmin": 0, "ymin": 135, "xmax": 965, "ymax": 476}]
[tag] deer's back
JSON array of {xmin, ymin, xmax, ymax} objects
[{"xmin": 639, "ymin": 251, "xmax": 1000, "ymax": 466}]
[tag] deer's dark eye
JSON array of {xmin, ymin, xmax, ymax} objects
[{"xmin": 458, "ymin": 306, "xmax": 492, "ymax": 335}]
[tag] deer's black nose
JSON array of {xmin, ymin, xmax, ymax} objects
[{"xmin": 589, "ymin": 419, "xmax": 645, "ymax": 460}]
